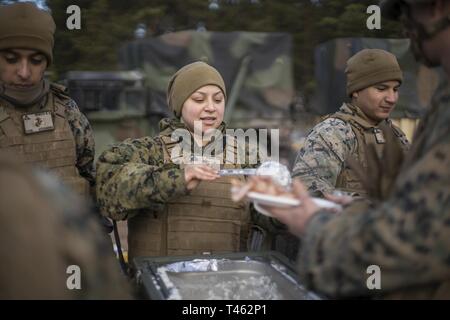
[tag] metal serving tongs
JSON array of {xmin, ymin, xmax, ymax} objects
[
  {"xmin": 218, "ymin": 168, "xmax": 257, "ymax": 176},
  {"xmin": 219, "ymin": 161, "xmax": 292, "ymax": 188}
]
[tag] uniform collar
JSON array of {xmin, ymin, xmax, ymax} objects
[{"xmin": 341, "ymin": 102, "xmax": 384, "ymax": 129}]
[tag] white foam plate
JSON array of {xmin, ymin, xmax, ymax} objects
[
  {"xmin": 247, "ymin": 192, "xmax": 342, "ymax": 217},
  {"xmin": 247, "ymin": 192, "xmax": 299, "ymax": 207}
]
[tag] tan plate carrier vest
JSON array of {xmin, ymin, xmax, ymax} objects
[
  {"xmin": 0, "ymin": 84, "xmax": 89, "ymax": 196},
  {"xmin": 330, "ymin": 104, "xmax": 409, "ymax": 195},
  {"xmin": 127, "ymin": 134, "xmax": 250, "ymax": 259}
]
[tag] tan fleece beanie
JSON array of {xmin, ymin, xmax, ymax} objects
[
  {"xmin": 346, "ymin": 49, "xmax": 403, "ymax": 97},
  {"xmin": 167, "ymin": 61, "xmax": 226, "ymax": 117},
  {"xmin": 0, "ymin": 2, "xmax": 55, "ymax": 65}
]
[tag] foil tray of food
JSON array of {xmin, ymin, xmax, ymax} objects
[{"xmin": 133, "ymin": 251, "xmax": 321, "ymax": 300}]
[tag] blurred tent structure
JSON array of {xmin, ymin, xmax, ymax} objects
[{"xmin": 118, "ymin": 30, "xmax": 295, "ymax": 129}]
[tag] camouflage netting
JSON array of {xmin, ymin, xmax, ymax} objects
[
  {"xmin": 311, "ymin": 37, "xmax": 447, "ymax": 118},
  {"xmin": 118, "ymin": 31, "xmax": 295, "ymax": 128}
]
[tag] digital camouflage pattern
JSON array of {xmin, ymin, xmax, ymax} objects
[
  {"xmin": 0, "ymin": 155, "xmax": 130, "ymax": 299},
  {"xmin": 312, "ymin": 38, "xmax": 447, "ymax": 118},
  {"xmin": 96, "ymin": 121, "xmax": 187, "ymax": 221},
  {"xmin": 292, "ymin": 103, "xmax": 410, "ymax": 197},
  {"xmin": 96, "ymin": 117, "xmax": 256, "ymax": 221},
  {"xmin": 292, "ymin": 117, "xmax": 353, "ymax": 197},
  {"xmin": 297, "ymin": 81, "xmax": 450, "ymax": 298},
  {"xmin": 63, "ymin": 93, "xmax": 96, "ymax": 186}
]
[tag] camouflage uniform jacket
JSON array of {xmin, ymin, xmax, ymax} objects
[
  {"xmin": 96, "ymin": 118, "xmax": 255, "ymax": 220},
  {"xmin": 292, "ymin": 103, "xmax": 409, "ymax": 197},
  {"xmin": 0, "ymin": 155, "xmax": 130, "ymax": 299},
  {"xmin": 297, "ymin": 81, "xmax": 450, "ymax": 298},
  {"xmin": 0, "ymin": 83, "xmax": 95, "ymax": 186}
]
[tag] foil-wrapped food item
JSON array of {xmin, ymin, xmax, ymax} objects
[{"xmin": 255, "ymin": 161, "xmax": 292, "ymax": 187}]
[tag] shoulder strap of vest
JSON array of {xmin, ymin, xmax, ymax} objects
[
  {"xmin": 159, "ymin": 135, "xmax": 179, "ymax": 164},
  {"xmin": 0, "ymin": 105, "xmax": 23, "ymax": 137},
  {"xmin": 223, "ymin": 134, "xmax": 241, "ymax": 168},
  {"xmin": 380, "ymin": 119, "xmax": 410, "ymax": 150},
  {"xmin": 50, "ymin": 83, "xmax": 70, "ymax": 97},
  {"xmin": 335, "ymin": 104, "xmax": 382, "ymax": 131},
  {"xmin": 330, "ymin": 109, "xmax": 354, "ymax": 123},
  {"xmin": 329, "ymin": 112, "xmax": 364, "ymax": 130},
  {"xmin": 49, "ymin": 83, "xmax": 72, "ymax": 118},
  {"xmin": 326, "ymin": 105, "xmax": 363, "ymax": 132},
  {"xmin": 385, "ymin": 119, "xmax": 409, "ymax": 146}
]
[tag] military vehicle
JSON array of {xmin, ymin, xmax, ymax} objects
[{"xmin": 62, "ymin": 70, "xmax": 160, "ymax": 160}]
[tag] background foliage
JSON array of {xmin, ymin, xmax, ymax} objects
[{"xmin": 2, "ymin": 0, "xmax": 405, "ymax": 98}]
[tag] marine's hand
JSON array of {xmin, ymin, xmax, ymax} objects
[
  {"xmin": 324, "ymin": 192, "xmax": 354, "ymax": 206},
  {"xmin": 260, "ymin": 179, "xmax": 320, "ymax": 236},
  {"xmin": 184, "ymin": 164, "xmax": 220, "ymax": 191}
]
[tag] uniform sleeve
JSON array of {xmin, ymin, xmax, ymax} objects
[
  {"xmin": 297, "ymin": 140, "xmax": 450, "ymax": 298},
  {"xmin": 95, "ymin": 137, "xmax": 188, "ymax": 220},
  {"xmin": 292, "ymin": 118, "xmax": 356, "ymax": 196},
  {"xmin": 65, "ymin": 99, "xmax": 96, "ymax": 186}
]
